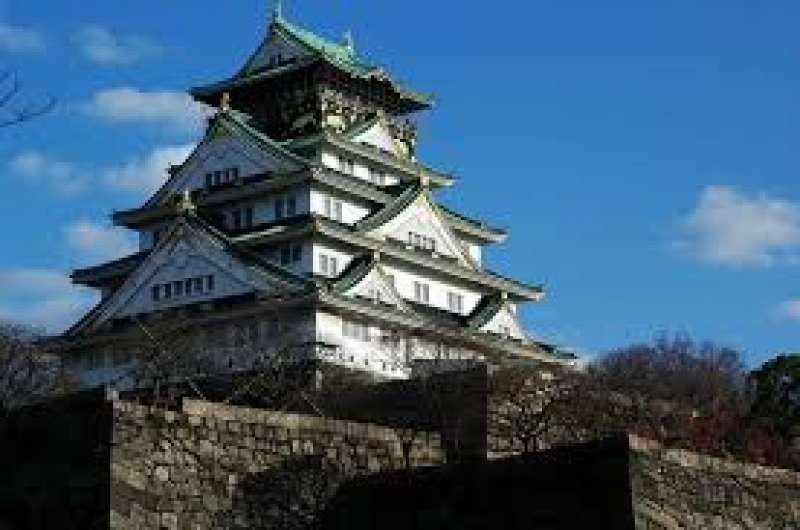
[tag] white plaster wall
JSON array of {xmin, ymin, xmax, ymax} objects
[
  {"xmin": 320, "ymin": 149, "xmax": 400, "ymax": 186},
  {"xmin": 380, "ymin": 263, "xmax": 484, "ymax": 315},
  {"xmin": 315, "ymin": 311, "xmax": 409, "ymax": 378},
  {"xmin": 171, "ymin": 136, "xmax": 298, "ymax": 196},
  {"xmin": 482, "ymin": 304, "xmax": 527, "ymax": 340},
  {"xmin": 310, "ymin": 242, "xmax": 354, "ymax": 277},
  {"xmin": 352, "ymin": 122, "xmax": 397, "ymax": 155},
  {"xmin": 309, "ymin": 185, "xmax": 371, "ymax": 225},
  {"xmin": 118, "ymin": 254, "xmax": 255, "ymax": 317},
  {"xmin": 218, "ymin": 184, "xmax": 310, "ymax": 229}
]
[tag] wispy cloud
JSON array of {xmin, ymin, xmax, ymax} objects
[
  {"xmin": 10, "ymin": 151, "xmax": 89, "ymax": 196},
  {"xmin": 64, "ymin": 220, "xmax": 138, "ymax": 263},
  {"xmin": 0, "ymin": 22, "xmax": 46, "ymax": 54},
  {"xmin": 0, "ymin": 268, "xmax": 96, "ymax": 333},
  {"xmin": 9, "ymin": 143, "xmax": 193, "ymax": 198},
  {"xmin": 72, "ymin": 24, "xmax": 162, "ymax": 66},
  {"xmin": 779, "ymin": 300, "xmax": 800, "ymax": 321},
  {"xmin": 102, "ymin": 143, "xmax": 195, "ymax": 195},
  {"xmin": 675, "ymin": 186, "xmax": 800, "ymax": 268},
  {"xmin": 80, "ymin": 87, "xmax": 210, "ymax": 134}
]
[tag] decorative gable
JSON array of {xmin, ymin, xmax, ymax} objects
[
  {"xmin": 240, "ymin": 30, "xmax": 311, "ymax": 76},
  {"xmin": 345, "ymin": 264, "xmax": 407, "ymax": 310},
  {"xmin": 365, "ymin": 191, "xmax": 476, "ymax": 269},
  {"xmin": 76, "ymin": 218, "xmax": 304, "ymax": 334},
  {"xmin": 350, "ymin": 119, "xmax": 398, "ymax": 156},
  {"xmin": 482, "ymin": 303, "xmax": 527, "ymax": 340},
  {"xmin": 146, "ymin": 115, "xmax": 306, "ymax": 207}
]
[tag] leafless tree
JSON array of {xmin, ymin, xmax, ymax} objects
[
  {"xmin": 0, "ymin": 322, "xmax": 69, "ymax": 417},
  {"xmin": 0, "ymin": 69, "xmax": 54, "ymax": 128}
]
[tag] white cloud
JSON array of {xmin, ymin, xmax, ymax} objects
[
  {"xmin": 72, "ymin": 24, "xmax": 162, "ymax": 66},
  {"xmin": 64, "ymin": 220, "xmax": 138, "ymax": 263},
  {"xmin": 102, "ymin": 143, "xmax": 195, "ymax": 195},
  {"xmin": 9, "ymin": 143, "xmax": 194, "ymax": 197},
  {"xmin": 0, "ymin": 268, "xmax": 97, "ymax": 333},
  {"xmin": 10, "ymin": 151, "xmax": 89, "ymax": 195},
  {"xmin": 779, "ymin": 300, "xmax": 800, "ymax": 321},
  {"xmin": 81, "ymin": 87, "xmax": 210, "ymax": 134},
  {"xmin": 0, "ymin": 22, "xmax": 46, "ymax": 54},
  {"xmin": 676, "ymin": 186, "xmax": 800, "ymax": 268}
]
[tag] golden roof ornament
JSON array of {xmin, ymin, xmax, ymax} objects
[
  {"xmin": 272, "ymin": 0, "xmax": 283, "ymax": 22},
  {"xmin": 220, "ymin": 92, "xmax": 231, "ymax": 111},
  {"xmin": 176, "ymin": 189, "xmax": 196, "ymax": 215},
  {"xmin": 344, "ymin": 30, "xmax": 355, "ymax": 54}
]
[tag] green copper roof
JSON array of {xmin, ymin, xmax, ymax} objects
[
  {"xmin": 465, "ymin": 293, "xmax": 505, "ymax": 331},
  {"xmin": 330, "ymin": 255, "xmax": 375, "ymax": 294},
  {"xmin": 272, "ymin": 17, "xmax": 433, "ymax": 106},
  {"xmin": 355, "ymin": 184, "xmax": 422, "ymax": 232},
  {"xmin": 192, "ymin": 16, "xmax": 432, "ymax": 109},
  {"xmin": 223, "ymin": 109, "xmax": 311, "ymax": 166}
]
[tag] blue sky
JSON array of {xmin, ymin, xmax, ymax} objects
[{"xmin": 0, "ymin": 0, "xmax": 797, "ymax": 367}]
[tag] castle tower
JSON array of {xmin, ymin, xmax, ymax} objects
[{"xmin": 62, "ymin": 9, "xmax": 572, "ymax": 387}]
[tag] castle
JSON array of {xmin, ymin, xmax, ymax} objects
[{"xmin": 61, "ymin": 6, "xmax": 573, "ymax": 388}]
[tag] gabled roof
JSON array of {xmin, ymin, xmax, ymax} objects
[
  {"xmin": 67, "ymin": 212, "xmax": 312, "ymax": 337},
  {"xmin": 144, "ymin": 109, "xmax": 310, "ymax": 209},
  {"xmin": 356, "ymin": 184, "xmax": 422, "ymax": 233},
  {"xmin": 191, "ymin": 16, "xmax": 432, "ymax": 111},
  {"xmin": 465, "ymin": 293, "xmax": 506, "ymax": 331},
  {"xmin": 284, "ymin": 131, "xmax": 456, "ymax": 188},
  {"xmin": 355, "ymin": 184, "xmax": 478, "ymax": 269},
  {"xmin": 71, "ymin": 251, "xmax": 148, "ymax": 287}
]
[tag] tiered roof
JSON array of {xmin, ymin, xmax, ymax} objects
[
  {"xmin": 66, "ymin": 12, "xmax": 566, "ymax": 365},
  {"xmin": 191, "ymin": 14, "xmax": 432, "ymax": 113}
]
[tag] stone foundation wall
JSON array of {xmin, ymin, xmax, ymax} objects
[
  {"xmin": 110, "ymin": 398, "xmax": 443, "ymax": 529},
  {"xmin": 629, "ymin": 435, "xmax": 800, "ymax": 529}
]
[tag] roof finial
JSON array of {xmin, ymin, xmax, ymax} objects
[
  {"xmin": 272, "ymin": 0, "xmax": 283, "ymax": 22},
  {"xmin": 220, "ymin": 92, "xmax": 231, "ymax": 111},
  {"xmin": 344, "ymin": 30, "xmax": 355, "ymax": 54}
]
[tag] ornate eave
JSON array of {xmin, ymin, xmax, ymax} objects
[
  {"xmin": 230, "ymin": 216, "xmax": 545, "ymax": 302},
  {"xmin": 71, "ymin": 251, "xmax": 148, "ymax": 288},
  {"xmin": 286, "ymin": 131, "xmax": 455, "ymax": 188},
  {"xmin": 190, "ymin": 16, "xmax": 432, "ymax": 114},
  {"xmin": 315, "ymin": 290, "xmax": 564, "ymax": 366}
]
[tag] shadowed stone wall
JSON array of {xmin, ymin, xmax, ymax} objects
[
  {"xmin": 629, "ymin": 435, "xmax": 800, "ymax": 529},
  {"xmin": 110, "ymin": 398, "xmax": 443, "ymax": 529}
]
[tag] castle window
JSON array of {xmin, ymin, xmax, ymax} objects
[
  {"xmin": 206, "ymin": 275, "xmax": 215, "ymax": 292},
  {"xmin": 152, "ymin": 285, "xmax": 160, "ymax": 301},
  {"xmin": 173, "ymin": 281, "xmax": 184, "ymax": 297},
  {"xmin": 184, "ymin": 278, "xmax": 193, "ymax": 296},
  {"xmin": 447, "ymin": 292, "xmax": 464, "ymax": 313},
  {"xmin": 319, "ymin": 254, "xmax": 340, "ymax": 276},
  {"xmin": 287, "ymin": 196, "xmax": 297, "ymax": 216},
  {"xmin": 291, "ymin": 244, "xmax": 302, "ymax": 263},
  {"xmin": 414, "ymin": 281, "xmax": 430, "ymax": 304},
  {"xmin": 164, "ymin": 283, "xmax": 173, "ymax": 299},
  {"xmin": 193, "ymin": 277, "xmax": 204, "ymax": 293},
  {"xmin": 245, "ymin": 207, "xmax": 254, "ymax": 227},
  {"xmin": 205, "ymin": 173, "xmax": 213, "ymax": 188},
  {"xmin": 343, "ymin": 319, "xmax": 370, "ymax": 341},
  {"xmin": 324, "ymin": 197, "xmax": 343, "ymax": 222},
  {"xmin": 232, "ymin": 209, "xmax": 243, "ymax": 230},
  {"xmin": 275, "ymin": 198, "xmax": 285, "ymax": 219},
  {"xmin": 280, "ymin": 245, "xmax": 291, "ymax": 265}
]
